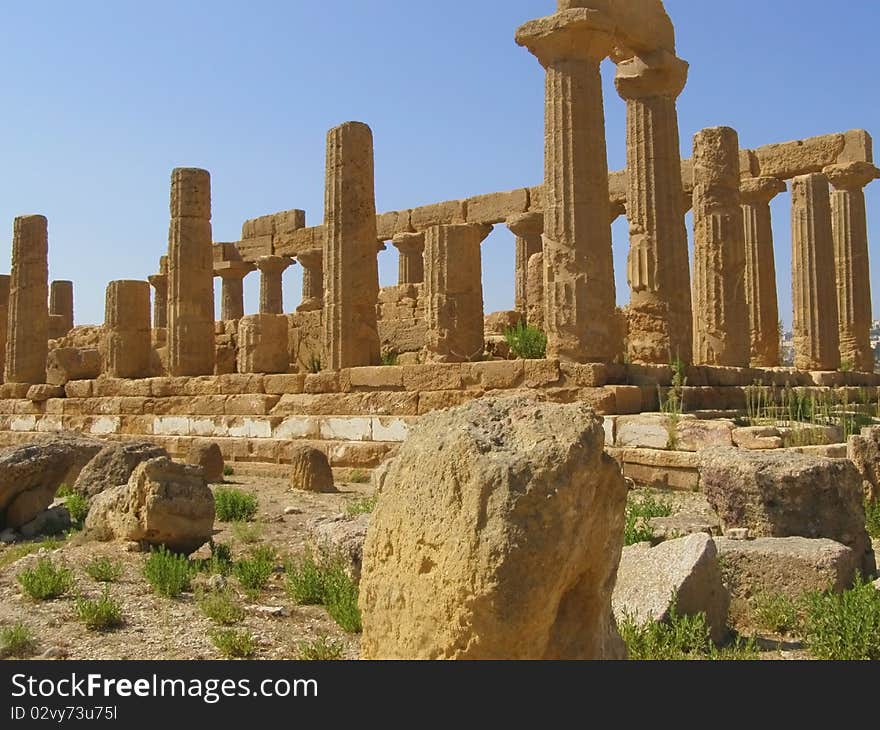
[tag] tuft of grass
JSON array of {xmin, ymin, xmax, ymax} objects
[
  {"xmin": 214, "ymin": 488, "xmax": 258, "ymax": 523},
  {"xmin": 285, "ymin": 550, "xmax": 326, "ymax": 605},
  {"xmin": 752, "ymin": 593, "xmax": 801, "ymax": 636},
  {"xmin": 74, "ymin": 588, "xmax": 123, "ymax": 631},
  {"xmin": 143, "ymin": 546, "xmax": 195, "ymax": 598},
  {"xmin": 17, "ymin": 557, "xmax": 74, "ymax": 601},
  {"xmin": 231, "ymin": 521, "xmax": 262, "ymax": 545},
  {"xmin": 348, "ymin": 469, "xmax": 370, "ymax": 485},
  {"xmin": 307, "ymin": 353, "xmax": 322, "ymax": 374},
  {"xmin": 65, "ymin": 493, "xmax": 90, "ymax": 525},
  {"xmin": 802, "ymin": 577, "xmax": 880, "ymax": 660},
  {"xmin": 624, "ymin": 493, "xmax": 673, "ymax": 546},
  {"xmin": 233, "ymin": 545, "xmax": 277, "ymax": 594},
  {"xmin": 0, "ymin": 624, "xmax": 37, "ymax": 659},
  {"xmin": 200, "ymin": 542, "xmax": 233, "ymax": 575},
  {"xmin": 223, "ymin": 465, "xmax": 235, "ymax": 478},
  {"xmin": 285, "ymin": 549, "xmax": 361, "ymax": 633},
  {"xmin": 56, "ymin": 483, "xmax": 73, "ymax": 498},
  {"xmin": 296, "ymin": 634, "xmax": 345, "ymax": 660},
  {"xmin": 346, "ymin": 496, "xmax": 377, "ymax": 517},
  {"xmin": 504, "ymin": 321, "xmax": 547, "ymax": 360},
  {"xmin": 866, "ymin": 499, "xmax": 880, "ymax": 539},
  {"xmin": 210, "ymin": 628, "xmax": 256, "ymax": 659},
  {"xmin": 380, "ymin": 350, "xmax": 399, "ymax": 367},
  {"xmin": 84, "ymin": 557, "xmax": 123, "ymax": 583},
  {"xmin": 197, "ymin": 587, "xmax": 245, "ymax": 625}
]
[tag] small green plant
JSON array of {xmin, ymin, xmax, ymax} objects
[
  {"xmin": 348, "ymin": 469, "xmax": 370, "ymax": 485},
  {"xmin": 64, "ymin": 493, "xmax": 90, "ymax": 526},
  {"xmin": 307, "ymin": 353, "xmax": 322, "ymax": 374},
  {"xmin": 752, "ymin": 593, "xmax": 801, "ymax": 636},
  {"xmin": 866, "ymin": 499, "xmax": 880, "ymax": 539},
  {"xmin": 380, "ymin": 350, "xmax": 399, "ymax": 367},
  {"xmin": 201, "ymin": 541, "xmax": 234, "ymax": 575},
  {"xmin": 296, "ymin": 634, "xmax": 345, "ymax": 660},
  {"xmin": 286, "ymin": 550, "xmax": 327, "ymax": 605},
  {"xmin": 840, "ymin": 357, "xmax": 854, "ymax": 373},
  {"xmin": 17, "ymin": 557, "xmax": 74, "ymax": 600},
  {"xmin": 210, "ymin": 628, "xmax": 256, "ymax": 658},
  {"xmin": 504, "ymin": 321, "xmax": 547, "ymax": 360},
  {"xmin": 0, "ymin": 624, "xmax": 37, "ymax": 658},
  {"xmin": 802, "ymin": 577, "xmax": 880, "ymax": 660},
  {"xmin": 214, "ymin": 488, "xmax": 258, "ymax": 522},
  {"xmin": 197, "ymin": 587, "xmax": 245, "ymax": 625},
  {"xmin": 143, "ymin": 547, "xmax": 194, "ymax": 598},
  {"xmin": 323, "ymin": 566, "xmax": 361, "ymax": 633},
  {"xmin": 223, "ymin": 465, "xmax": 235, "ymax": 477},
  {"xmin": 346, "ymin": 496, "xmax": 377, "ymax": 516},
  {"xmin": 233, "ymin": 545, "xmax": 277, "ymax": 593},
  {"xmin": 84, "ymin": 557, "xmax": 123, "ymax": 583},
  {"xmin": 624, "ymin": 493, "xmax": 672, "ymax": 546},
  {"xmin": 231, "ymin": 521, "xmax": 262, "ymax": 544},
  {"xmin": 75, "ymin": 588, "xmax": 123, "ymax": 631},
  {"xmin": 56, "ymin": 483, "xmax": 73, "ymax": 498},
  {"xmin": 285, "ymin": 549, "xmax": 361, "ymax": 633}
]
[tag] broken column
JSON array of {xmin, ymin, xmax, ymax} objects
[
  {"xmin": 691, "ymin": 127, "xmax": 750, "ymax": 367},
  {"xmin": 506, "ymin": 212, "xmax": 544, "ymax": 321},
  {"xmin": 5, "ymin": 215, "xmax": 49, "ymax": 385},
  {"xmin": 790, "ymin": 173, "xmax": 841, "ymax": 371},
  {"xmin": 147, "ymin": 272, "xmax": 168, "ymax": 329},
  {"xmin": 391, "ymin": 232, "xmax": 425, "ymax": 285},
  {"xmin": 167, "ymin": 168, "xmax": 215, "ymax": 376},
  {"xmin": 0, "ymin": 275, "xmax": 9, "ymax": 381},
  {"xmin": 296, "ymin": 248, "xmax": 323, "ymax": 312},
  {"xmin": 322, "ymin": 122, "xmax": 381, "ymax": 369},
  {"xmin": 616, "ymin": 51, "xmax": 693, "ymax": 365},
  {"xmin": 104, "ymin": 280, "xmax": 151, "ymax": 378},
  {"xmin": 215, "ymin": 261, "xmax": 254, "ymax": 321},
  {"xmin": 48, "ymin": 280, "xmax": 74, "ymax": 339},
  {"xmin": 824, "ymin": 162, "xmax": 877, "ymax": 372},
  {"xmin": 256, "ymin": 255, "xmax": 292, "ymax": 315},
  {"xmin": 741, "ymin": 177, "xmax": 786, "ymax": 367},
  {"xmin": 424, "ymin": 223, "xmax": 492, "ymax": 362},
  {"xmin": 526, "ymin": 252, "xmax": 545, "ymax": 331},
  {"xmin": 516, "ymin": 8, "xmax": 619, "ymax": 362}
]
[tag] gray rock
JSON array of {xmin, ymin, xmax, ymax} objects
[
  {"xmin": 19, "ymin": 505, "xmax": 71, "ymax": 539},
  {"xmin": 308, "ymin": 513, "xmax": 370, "ymax": 581},
  {"xmin": 73, "ymin": 440, "xmax": 168, "ymax": 500},
  {"xmin": 0, "ymin": 528, "xmax": 18, "ymax": 544}
]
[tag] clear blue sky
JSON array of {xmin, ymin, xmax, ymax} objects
[{"xmin": 0, "ymin": 0, "xmax": 877, "ymax": 329}]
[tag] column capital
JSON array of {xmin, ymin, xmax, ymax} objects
[
  {"xmin": 295, "ymin": 247, "xmax": 323, "ymax": 268},
  {"xmin": 614, "ymin": 50, "xmax": 688, "ymax": 100},
  {"xmin": 740, "ymin": 176, "xmax": 787, "ymax": 205},
  {"xmin": 516, "ymin": 9, "xmax": 616, "ymax": 67},
  {"xmin": 391, "ymin": 231, "xmax": 426, "ymax": 255},
  {"xmin": 147, "ymin": 272, "xmax": 168, "ymax": 287},
  {"xmin": 506, "ymin": 211, "xmax": 544, "ymax": 238},
  {"xmin": 823, "ymin": 161, "xmax": 880, "ymax": 191},
  {"xmin": 214, "ymin": 260, "xmax": 256, "ymax": 280},
  {"xmin": 255, "ymin": 255, "xmax": 292, "ymax": 275}
]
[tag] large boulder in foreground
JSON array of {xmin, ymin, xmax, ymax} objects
[
  {"xmin": 73, "ymin": 440, "xmax": 169, "ymax": 500},
  {"xmin": 359, "ymin": 396, "xmax": 628, "ymax": 660},
  {"xmin": 84, "ymin": 457, "xmax": 215, "ymax": 554},
  {"xmin": 613, "ymin": 533, "xmax": 730, "ymax": 644},
  {"xmin": 699, "ymin": 448, "xmax": 874, "ymax": 574},
  {"xmin": 0, "ymin": 433, "xmax": 104, "ymax": 529}
]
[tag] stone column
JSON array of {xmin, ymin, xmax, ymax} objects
[
  {"xmin": 791, "ymin": 173, "xmax": 841, "ymax": 371},
  {"xmin": 691, "ymin": 127, "xmax": 750, "ymax": 367},
  {"xmin": 616, "ymin": 51, "xmax": 693, "ymax": 365},
  {"xmin": 516, "ymin": 8, "xmax": 619, "ymax": 362},
  {"xmin": 296, "ymin": 248, "xmax": 323, "ymax": 312},
  {"xmin": 322, "ymin": 121, "xmax": 381, "ymax": 369},
  {"xmin": 216, "ymin": 261, "xmax": 254, "ymax": 321},
  {"xmin": 741, "ymin": 177, "xmax": 787, "ymax": 367},
  {"xmin": 167, "ymin": 168, "xmax": 215, "ymax": 376},
  {"xmin": 49, "ymin": 280, "xmax": 74, "ymax": 338},
  {"xmin": 147, "ymin": 272, "xmax": 168, "ymax": 328},
  {"xmin": 104, "ymin": 280, "xmax": 151, "ymax": 378},
  {"xmin": 5, "ymin": 215, "xmax": 49, "ymax": 385},
  {"xmin": 824, "ymin": 162, "xmax": 878, "ymax": 372},
  {"xmin": 506, "ymin": 212, "xmax": 544, "ymax": 320},
  {"xmin": 0, "ymin": 275, "xmax": 9, "ymax": 381},
  {"xmin": 424, "ymin": 223, "xmax": 492, "ymax": 362},
  {"xmin": 526, "ymin": 252, "xmax": 544, "ymax": 331},
  {"xmin": 256, "ymin": 255, "xmax": 292, "ymax": 315},
  {"xmin": 391, "ymin": 232, "xmax": 426, "ymax": 285}
]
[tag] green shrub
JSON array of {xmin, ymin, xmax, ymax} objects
[
  {"xmin": 346, "ymin": 496, "xmax": 377, "ymax": 516},
  {"xmin": 210, "ymin": 628, "xmax": 256, "ymax": 658},
  {"xmin": 623, "ymin": 493, "xmax": 673, "ymax": 546},
  {"xmin": 65, "ymin": 493, "xmax": 90, "ymax": 525},
  {"xmin": 803, "ymin": 577, "xmax": 880, "ymax": 660},
  {"xmin": 84, "ymin": 557, "xmax": 123, "ymax": 583},
  {"xmin": 285, "ymin": 549, "xmax": 361, "ymax": 633},
  {"xmin": 56, "ymin": 484, "xmax": 73, "ymax": 498},
  {"xmin": 323, "ymin": 566, "xmax": 361, "ymax": 634},
  {"xmin": 17, "ymin": 557, "xmax": 74, "ymax": 600},
  {"xmin": 285, "ymin": 550, "xmax": 326, "ymax": 605},
  {"xmin": 197, "ymin": 588, "xmax": 245, "ymax": 625},
  {"xmin": 143, "ymin": 547, "xmax": 194, "ymax": 598},
  {"xmin": 201, "ymin": 542, "xmax": 233, "ymax": 575},
  {"xmin": 75, "ymin": 588, "xmax": 123, "ymax": 631},
  {"xmin": 752, "ymin": 593, "xmax": 801, "ymax": 636},
  {"xmin": 380, "ymin": 350, "xmax": 399, "ymax": 367},
  {"xmin": 866, "ymin": 499, "xmax": 880, "ymax": 539},
  {"xmin": 307, "ymin": 354, "xmax": 322, "ymax": 374},
  {"xmin": 214, "ymin": 488, "xmax": 258, "ymax": 522},
  {"xmin": 0, "ymin": 624, "xmax": 37, "ymax": 658},
  {"xmin": 296, "ymin": 634, "xmax": 345, "ymax": 660},
  {"xmin": 223, "ymin": 465, "xmax": 235, "ymax": 478},
  {"xmin": 504, "ymin": 321, "xmax": 547, "ymax": 360},
  {"xmin": 233, "ymin": 545, "xmax": 276, "ymax": 593},
  {"xmin": 348, "ymin": 469, "xmax": 370, "ymax": 485}
]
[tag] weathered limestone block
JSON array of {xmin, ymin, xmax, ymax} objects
[
  {"xmin": 256, "ymin": 255, "xmax": 293, "ymax": 315},
  {"xmin": 237, "ymin": 314, "xmax": 289, "ymax": 374},
  {"xmin": 692, "ymin": 127, "xmax": 750, "ymax": 367},
  {"xmin": 506, "ymin": 212, "xmax": 543, "ymax": 318},
  {"xmin": 732, "ymin": 425, "xmax": 784, "ymax": 450},
  {"xmin": 322, "ymin": 122, "xmax": 381, "ymax": 370},
  {"xmin": 466, "ymin": 188, "xmax": 529, "ymax": 224},
  {"xmin": 49, "ymin": 280, "xmax": 74, "ymax": 338},
  {"xmin": 288, "ymin": 445, "xmax": 335, "ymax": 493},
  {"xmin": 848, "ymin": 425, "xmax": 880, "ymax": 502},
  {"xmin": 186, "ymin": 441, "xmax": 224, "ymax": 483},
  {"xmin": 72, "ymin": 440, "xmax": 169, "ymax": 500},
  {"xmin": 308, "ymin": 513, "xmax": 369, "ymax": 581},
  {"xmin": 740, "ymin": 177, "xmax": 786, "ymax": 367},
  {"xmin": 84, "ymin": 456, "xmax": 215, "ymax": 554},
  {"xmin": 167, "ymin": 168, "xmax": 215, "ymax": 376},
  {"xmin": 359, "ymin": 396, "xmax": 628, "ymax": 659},
  {"xmin": 525, "ymin": 251, "xmax": 544, "ymax": 330},
  {"xmin": 26, "ymin": 384, "xmax": 63, "ymax": 402},
  {"xmin": 613, "ymin": 533, "xmax": 729, "ymax": 643},
  {"xmin": 295, "ymin": 248, "xmax": 323, "ymax": 312},
  {"xmin": 103, "ymin": 280, "xmax": 151, "ymax": 379},
  {"xmin": 790, "ymin": 173, "xmax": 840, "ymax": 371},
  {"xmin": 423, "ymin": 223, "xmax": 492, "ymax": 362},
  {"xmin": 391, "ymin": 232, "xmax": 425, "ymax": 285},
  {"xmin": 288, "ymin": 310, "xmax": 323, "ymax": 372},
  {"xmin": 5, "ymin": 215, "xmax": 49, "ymax": 385},
  {"xmin": 699, "ymin": 448, "xmax": 874, "ymax": 574}
]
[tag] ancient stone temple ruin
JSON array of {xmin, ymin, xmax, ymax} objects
[{"xmin": 0, "ymin": 0, "xmax": 877, "ymax": 479}]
